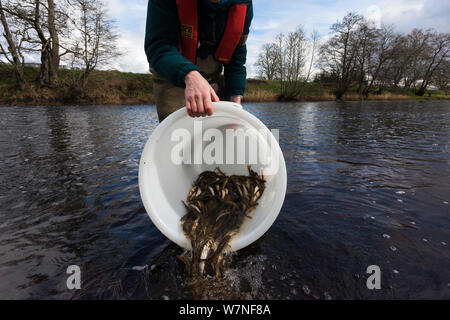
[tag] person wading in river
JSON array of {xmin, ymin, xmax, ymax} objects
[{"xmin": 145, "ymin": 0, "xmax": 253, "ymax": 122}]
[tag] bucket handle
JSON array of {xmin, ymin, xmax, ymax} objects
[{"xmin": 214, "ymin": 101, "xmax": 243, "ymax": 110}]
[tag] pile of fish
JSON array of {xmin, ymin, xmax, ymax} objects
[{"xmin": 179, "ymin": 166, "xmax": 266, "ymax": 278}]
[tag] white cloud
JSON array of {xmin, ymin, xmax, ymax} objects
[
  {"xmin": 102, "ymin": 0, "xmax": 149, "ymax": 73},
  {"xmin": 366, "ymin": 5, "xmax": 382, "ymax": 28},
  {"xmin": 100, "ymin": 0, "xmax": 450, "ymax": 76},
  {"xmin": 110, "ymin": 29, "xmax": 149, "ymax": 73}
]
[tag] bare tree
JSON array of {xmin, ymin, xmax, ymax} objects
[
  {"xmin": 432, "ymin": 59, "xmax": 449, "ymax": 95},
  {"xmin": 256, "ymin": 11, "xmax": 450, "ymax": 99},
  {"xmin": 4, "ymin": 0, "xmax": 69, "ymax": 87},
  {"xmin": 64, "ymin": 0, "xmax": 120, "ymax": 88},
  {"xmin": 317, "ymin": 14, "xmax": 449, "ymax": 98},
  {"xmin": 277, "ymin": 27, "xmax": 310, "ymax": 100},
  {"xmin": 305, "ymin": 30, "xmax": 319, "ymax": 84},
  {"xmin": 414, "ymin": 31, "xmax": 450, "ymax": 96},
  {"xmin": 275, "ymin": 32, "xmax": 284, "ymax": 88},
  {"xmin": 354, "ymin": 18, "xmax": 383, "ymax": 96},
  {"xmin": 319, "ymin": 12, "xmax": 364, "ymax": 99},
  {"xmin": 0, "ymin": 0, "xmax": 26, "ymax": 90},
  {"xmin": 255, "ymin": 43, "xmax": 280, "ymax": 80},
  {"xmin": 395, "ymin": 29, "xmax": 433, "ymax": 93},
  {"xmin": 254, "ymin": 29, "xmax": 324, "ymax": 100},
  {"xmin": 362, "ymin": 25, "xmax": 400, "ymax": 96}
]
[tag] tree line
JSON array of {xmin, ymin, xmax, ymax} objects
[
  {"xmin": 0, "ymin": 0, "xmax": 120, "ymax": 91},
  {"xmin": 255, "ymin": 12, "xmax": 450, "ymax": 100}
]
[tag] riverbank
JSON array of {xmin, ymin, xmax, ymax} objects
[
  {"xmin": 244, "ymin": 79, "xmax": 450, "ymax": 103},
  {"xmin": 1, "ymin": 66, "xmax": 448, "ymax": 106},
  {"xmin": 0, "ymin": 66, "xmax": 155, "ymax": 106}
]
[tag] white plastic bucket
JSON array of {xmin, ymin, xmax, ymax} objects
[{"xmin": 139, "ymin": 101, "xmax": 287, "ymax": 251}]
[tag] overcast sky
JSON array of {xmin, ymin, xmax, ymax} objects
[{"xmin": 106, "ymin": 0, "xmax": 450, "ymax": 76}]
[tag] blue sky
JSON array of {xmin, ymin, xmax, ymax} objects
[{"xmin": 106, "ymin": 0, "xmax": 450, "ymax": 76}]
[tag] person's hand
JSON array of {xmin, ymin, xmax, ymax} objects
[
  {"xmin": 230, "ymin": 95, "xmax": 242, "ymax": 104},
  {"xmin": 184, "ymin": 71, "xmax": 220, "ymax": 118}
]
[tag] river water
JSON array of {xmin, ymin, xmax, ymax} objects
[{"xmin": 0, "ymin": 101, "xmax": 449, "ymax": 300}]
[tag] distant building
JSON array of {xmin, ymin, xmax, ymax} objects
[
  {"xmin": 24, "ymin": 62, "xmax": 78, "ymax": 70},
  {"xmin": 24, "ymin": 62, "xmax": 41, "ymax": 68}
]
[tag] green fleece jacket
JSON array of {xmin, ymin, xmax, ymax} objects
[{"xmin": 144, "ymin": 0, "xmax": 253, "ymax": 97}]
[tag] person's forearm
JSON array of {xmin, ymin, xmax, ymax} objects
[{"xmin": 149, "ymin": 46, "xmax": 199, "ymax": 87}]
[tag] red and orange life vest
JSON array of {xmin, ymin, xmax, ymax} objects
[{"xmin": 176, "ymin": 0, "xmax": 247, "ymax": 64}]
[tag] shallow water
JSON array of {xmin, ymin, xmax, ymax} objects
[{"xmin": 0, "ymin": 101, "xmax": 449, "ymax": 300}]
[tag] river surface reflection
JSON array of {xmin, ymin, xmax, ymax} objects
[{"xmin": 0, "ymin": 101, "xmax": 449, "ymax": 299}]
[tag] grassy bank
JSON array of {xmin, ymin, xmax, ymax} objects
[
  {"xmin": 0, "ymin": 65, "xmax": 155, "ymax": 106},
  {"xmin": 244, "ymin": 79, "xmax": 450, "ymax": 103},
  {"xmin": 1, "ymin": 66, "xmax": 448, "ymax": 106}
]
